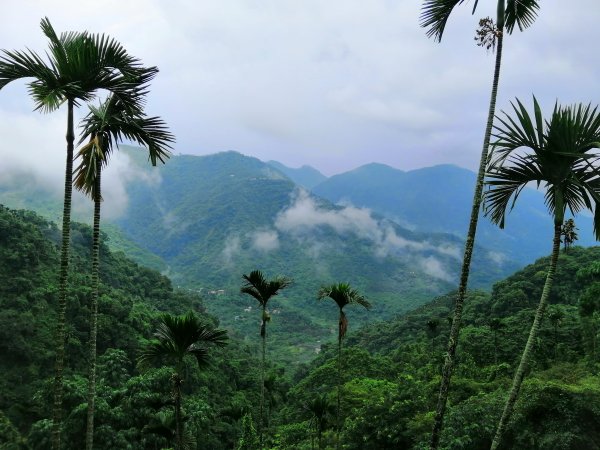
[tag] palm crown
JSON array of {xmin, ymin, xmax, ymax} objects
[
  {"xmin": 138, "ymin": 312, "xmax": 228, "ymax": 372},
  {"xmin": 241, "ymin": 270, "xmax": 292, "ymax": 308},
  {"xmin": 73, "ymin": 93, "xmax": 174, "ymax": 200},
  {"xmin": 484, "ymin": 97, "xmax": 600, "ymax": 234},
  {"xmin": 0, "ymin": 17, "xmax": 156, "ymax": 112},
  {"xmin": 318, "ymin": 283, "xmax": 371, "ymax": 339},
  {"xmin": 420, "ymin": 0, "xmax": 539, "ymax": 42}
]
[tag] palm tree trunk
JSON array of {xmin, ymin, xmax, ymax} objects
[
  {"xmin": 86, "ymin": 163, "xmax": 102, "ymax": 450},
  {"xmin": 173, "ymin": 373, "xmax": 183, "ymax": 450},
  {"xmin": 260, "ymin": 305, "xmax": 266, "ymax": 449},
  {"xmin": 429, "ymin": 16, "xmax": 505, "ymax": 450},
  {"xmin": 490, "ymin": 223, "xmax": 561, "ymax": 450},
  {"xmin": 336, "ymin": 310, "xmax": 342, "ymax": 450},
  {"xmin": 52, "ymin": 97, "xmax": 75, "ymax": 450}
]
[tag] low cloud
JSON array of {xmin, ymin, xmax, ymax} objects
[
  {"xmin": 275, "ymin": 190, "xmax": 460, "ymax": 268},
  {"xmin": 0, "ymin": 109, "xmax": 162, "ymax": 220},
  {"xmin": 250, "ymin": 229, "xmax": 280, "ymax": 252},
  {"xmin": 487, "ymin": 251, "xmax": 508, "ymax": 266},
  {"xmin": 222, "ymin": 235, "xmax": 241, "ymax": 266},
  {"xmin": 418, "ymin": 256, "xmax": 453, "ymax": 282}
]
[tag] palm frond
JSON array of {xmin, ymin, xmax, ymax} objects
[
  {"xmin": 504, "ymin": 0, "xmax": 539, "ymax": 34},
  {"xmin": 420, "ymin": 0, "xmax": 468, "ymax": 42},
  {"xmin": 486, "ymin": 97, "xmax": 600, "ymax": 235},
  {"xmin": 317, "ymin": 282, "xmax": 371, "ymax": 311},
  {"xmin": 241, "ymin": 270, "xmax": 292, "ymax": 306},
  {"xmin": 137, "ymin": 312, "xmax": 227, "ymax": 372},
  {"xmin": 485, "ymin": 154, "xmax": 544, "ymax": 228}
]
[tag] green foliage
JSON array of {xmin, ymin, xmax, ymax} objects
[{"xmin": 236, "ymin": 414, "xmax": 259, "ymax": 450}]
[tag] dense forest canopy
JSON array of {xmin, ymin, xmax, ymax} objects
[{"xmin": 1, "ymin": 205, "xmax": 599, "ymax": 449}]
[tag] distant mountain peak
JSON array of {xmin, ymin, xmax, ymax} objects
[{"xmin": 267, "ymin": 160, "xmax": 327, "ymax": 189}]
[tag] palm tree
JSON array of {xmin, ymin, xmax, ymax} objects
[
  {"xmin": 560, "ymin": 218, "xmax": 579, "ymax": 252},
  {"xmin": 484, "ymin": 97, "xmax": 600, "ymax": 449},
  {"xmin": 240, "ymin": 270, "xmax": 292, "ymax": 448},
  {"xmin": 138, "ymin": 312, "xmax": 228, "ymax": 450},
  {"xmin": 0, "ymin": 18, "xmax": 156, "ymax": 448},
  {"xmin": 74, "ymin": 93, "xmax": 174, "ymax": 450},
  {"xmin": 317, "ymin": 283, "xmax": 370, "ymax": 450},
  {"xmin": 304, "ymin": 393, "xmax": 334, "ymax": 450},
  {"xmin": 419, "ymin": 2, "xmax": 539, "ymax": 447}
]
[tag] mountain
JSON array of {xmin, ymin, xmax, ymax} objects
[
  {"xmin": 107, "ymin": 150, "xmax": 517, "ymax": 362},
  {"xmin": 267, "ymin": 160, "xmax": 328, "ymax": 189},
  {"xmin": 311, "ymin": 163, "xmax": 596, "ymax": 265},
  {"xmin": 0, "ymin": 150, "xmax": 519, "ymax": 363}
]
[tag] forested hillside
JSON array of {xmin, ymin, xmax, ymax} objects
[
  {"xmin": 0, "ymin": 206, "xmax": 265, "ymax": 449},
  {"xmin": 2, "ymin": 204, "xmax": 600, "ymax": 449},
  {"xmin": 271, "ymin": 247, "xmax": 600, "ymax": 449}
]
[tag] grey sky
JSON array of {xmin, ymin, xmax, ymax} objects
[{"xmin": 1, "ymin": 1, "xmax": 599, "ymax": 177}]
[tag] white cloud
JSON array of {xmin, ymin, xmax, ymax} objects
[
  {"xmin": 250, "ymin": 229, "xmax": 280, "ymax": 252},
  {"xmin": 419, "ymin": 256, "xmax": 453, "ymax": 282},
  {"xmin": 275, "ymin": 189, "xmax": 461, "ymax": 268},
  {"xmin": 222, "ymin": 235, "xmax": 241, "ymax": 266}
]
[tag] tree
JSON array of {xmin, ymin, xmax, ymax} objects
[
  {"xmin": 426, "ymin": 319, "xmax": 440, "ymax": 351},
  {"xmin": 74, "ymin": 93, "xmax": 174, "ymax": 450},
  {"xmin": 236, "ymin": 413, "xmax": 260, "ymax": 450},
  {"xmin": 561, "ymin": 218, "xmax": 579, "ymax": 252},
  {"xmin": 317, "ymin": 283, "xmax": 370, "ymax": 450},
  {"xmin": 419, "ymin": 2, "xmax": 540, "ymax": 447},
  {"xmin": 547, "ymin": 305, "xmax": 565, "ymax": 359},
  {"xmin": 138, "ymin": 312, "xmax": 228, "ymax": 450},
  {"xmin": 484, "ymin": 97, "xmax": 600, "ymax": 449},
  {"xmin": 0, "ymin": 18, "xmax": 156, "ymax": 448},
  {"xmin": 304, "ymin": 393, "xmax": 334, "ymax": 450},
  {"xmin": 240, "ymin": 270, "xmax": 292, "ymax": 448},
  {"xmin": 488, "ymin": 318, "xmax": 505, "ymax": 364}
]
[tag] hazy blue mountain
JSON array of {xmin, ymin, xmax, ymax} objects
[
  {"xmin": 311, "ymin": 163, "xmax": 596, "ymax": 265},
  {"xmin": 267, "ymin": 159, "xmax": 328, "ymax": 189}
]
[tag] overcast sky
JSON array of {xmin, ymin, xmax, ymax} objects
[{"xmin": 1, "ymin": 1, "xmax": 599, "ymax": 177}]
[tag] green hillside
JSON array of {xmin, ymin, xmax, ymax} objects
[
  {"xmin": 110, "ymin": 150, "xmax": 518, "ymax": 364},
  {"xmin": 274, "ymin": 246, "xmax": 600, "ymax": 449},
  {"xmin": 2, "ymin": 205, "xmax": 599, "ymax": 448},
  {"xmin": 0, "ymin": 205, "xmax": 263, "ymax": 449}
]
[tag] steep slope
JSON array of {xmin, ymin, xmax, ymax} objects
[
  {"xmin": 0, "ymin": 206, "xmax": 261, "ymax": 449},
  {"xmin": 311, "ymin": 163, "xmax": 596, "ymax": 265},
  {"xmin": 112, "ymin": 150, "xmax": 517, "ymax": 361}
]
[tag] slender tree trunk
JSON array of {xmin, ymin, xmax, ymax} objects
[
  {"xmin": 429, "ymin": 25, "xmax": 505, "ymax": 450},
  {"xmin": 86, "ymin": 163, "xmax": 102, "ymax": 450},
  {"xmin": 490, "ymin": 223, "xmax": 562, "ymax": 450},
  {"xmin": 260, "ymin": 305, "xmax": 266, "ymax": 449},
  {"xmin": 429, "ymin": 20, "xmax": 505, "ymax": 450},
  {"xmin": 52, "ymin": 98, "xmax": 75, "ymax": 450},
  {"xmin": 173, "ymin": 372, "xmax": 183, "ymax": 450},
  {"xmin": 336, "ymin": 310, "xmax": 342, "ymax": 450}
]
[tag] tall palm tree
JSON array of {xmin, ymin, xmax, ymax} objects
[
  {"xmin": 420, "ymin": 2, "xmax": 539, "ymax": 447},
  {"xmin": 0, "ymin": 18, "xmax": 155, "ymax": 448},
  {"xmin": 317, "ymin": 283, "xmax": 370, "ymax": 450},
  {"xmin": 240, "ymin": 270, "xmax": 291, "ymax": 448},
  {"xmin": 74, "ymin": 93, "xmax": 174, "ymax": 450},
  {"xmin": 484, "ymin": 97, "xmax": 600, "ymax": 449},
  {"xmin": 138, "ymin": 312, "xmax": 228, "ymax": 450}
]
